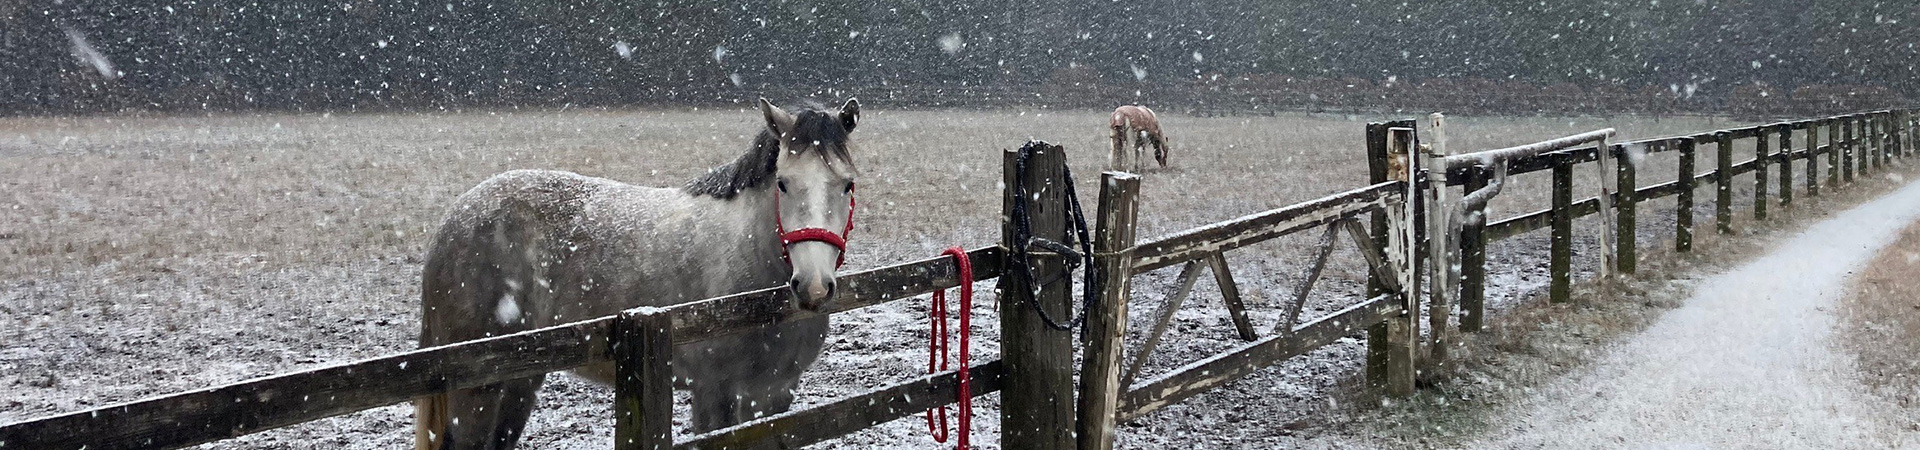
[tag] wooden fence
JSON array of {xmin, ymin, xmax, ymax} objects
[
  {"xmin": 0, "ymin": 143, "xmax": 1088, "ymax": 450},
  {"xmin": 3, "ymin": 108, "xmax": 1913, "ymax": 450},
  {"xmin": 1070, "ymin": 107, "xmax": 1919, "ymax": 450},
  {"xmin": 1442, "ymin": 109, "xmax": 1914, "ymax": 319},
  {"xmin": 1072, "ymin": 123, "xmax": 1428, "ymax": 448},
  {"xmin": 1399, "ymin": 108, "xmax": 1917, "ymax": 373}
]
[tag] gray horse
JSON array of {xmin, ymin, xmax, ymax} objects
[{"xmin": 414, "ymin": 99, "xmax": 860, "ymax": 450}]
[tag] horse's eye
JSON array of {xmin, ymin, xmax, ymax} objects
[
  {"xmin": 843, "ymin": 181, "xmax": 855, "ymax": 194},
  {"xmin": 777, "ymin": 180, "xmax": 788, "ymax": 193}
]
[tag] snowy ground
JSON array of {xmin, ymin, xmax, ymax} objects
[
  {"xmin": 1464, "ymin": 176, "xmax": 1920, "ymax": 448},
  {"xmin": 0, "ymin": 109, "xmax": 1752, "ymax": 449}
]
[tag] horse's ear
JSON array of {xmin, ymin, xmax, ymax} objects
[
  {"xmin": 838, "ymin": 98, "xmax": 859, "ymax": 132},
  {"xmin": 760, "ymin": 98, "xmax": 796, "ymax": 137}
]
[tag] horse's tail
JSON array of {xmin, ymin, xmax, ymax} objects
[{"xmin": 414, "ymin": 393, "xmax": 450, "ymax": 450}]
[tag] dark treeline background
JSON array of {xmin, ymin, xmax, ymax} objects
[{"xmin": 3, "ymin": 0, "xmax": 1916, "ymax": 115}]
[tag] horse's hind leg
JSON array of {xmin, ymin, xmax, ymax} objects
[{"xmin": 438, "ymin": 375, "xmax": 545, "ymax": 450}]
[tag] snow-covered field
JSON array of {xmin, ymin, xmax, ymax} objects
[{"xmin": 0, "ymin": 108, "xmax": 1749, "ymax": 448}]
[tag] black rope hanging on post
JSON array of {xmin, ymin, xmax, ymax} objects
[{"xmin": 1009, "ymin": 141, "xmax": 1100, "ymax": 332}]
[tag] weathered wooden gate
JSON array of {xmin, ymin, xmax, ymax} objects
[{"xmin": 1072, "ymin": 121, "xmax": 1426, "ymax": 450}]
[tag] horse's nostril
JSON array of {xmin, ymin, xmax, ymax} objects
[{"xmin": 823, "ymin": 280, "xmax": 836, "ymax": 299}]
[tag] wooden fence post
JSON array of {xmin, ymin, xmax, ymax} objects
[
  {"xmin": 1364, "ymin": 121, "xmax": 1417, "ymax": 398},
  {"xmin": 1878, "ymin": 113, "xmax": 1888, "ymax": 162},
  {"xmin": 1905, "ymin": 110, "xmax": 1914, "ymax": 157},
  {"xmin": 1888, "ymin": 112, "xmax": 1900, "ymax": 162},
  {"xmin": 1076, "ymin": 172, "xmax": 1139, "ymax": 450},
  {"xmin": 1900, "ymin": 111, "xmax": 1909, "ymax": 157},
  {"xmin": 1898, "ymin": 111, "xmax": 1908, "ymax": 158},
  {"xmin": 1867, "ymin": 115, "xmax": 1879, "ymax": 171},
  {"xmin": 1858, "ymin": 115, "xmax": 1869, "ymax": 174},
  {"xmin": 1875, "ymin": 113, "xmax": 1885, "ymax": 168},
  {"xmin": 1873, "ymin": 113, "xmax": 1884, "ymax": 167},
  {"xmin": 1829, "ymin": 119, "xmax": 1842, "ymax": 187},
  {"xmin": 1850, "ymin": 114, "xmax": 1866, "ymax": 175},
  {"xmin": 1363, "ymin": 122, "xmax": 1391, "ymax": 390},
  {"xmin": 1754, "ymin": 129, "xmax": 1769, "ymax": 220},
  {"xmin": 1550, "ymin": 158, "xmax": 1572, "ymax": 303},
  {"xmin": 1676, "ymin": 137, "xmax": 1696, "ymax": 252},
  {"xmin": 614, "ymin": 309, "xmax": 674, "ymax": 450},
  {"xmin": 1878, "ymin": 113, "xmax": 1890, "ymax": 167},
  {"xmin": 1460, "ymin": 165, "xmax": 1488, "ymax": 331},
  {"xmin": 1389, "ymin": 125, "xmax": 1420, "ymax": 395},
  {"xmin": 1423, "ymin": 113, "xmax": 1455, "ymax": 363},
  {"xmin": 1778, "ymin": 125, "xmax": 1793, "ymax": 207},
  {"xmin": 1614, "ymin": 143, "xmax": 1637, "ymax": 274},
  {"xmin": 998, "ymin": 142, "xmax": 1075, "ymax": 450},
  {"xmin": 1596, "ymin": 140, "xmax": 1620, "ymax": 277},
  {"xmin": 1862, "ymin": 114, "xmax": 1872, "ymax": 175},
  {"xmin": 1887, "ymin": 112, "xmax": 1895, "ymax": 160},
  {"xmin": 1715, "ymin": 132, "xmax": 1734, "ymax": 235},
  {"xmin": 1862, "ymin": 115, "xmax": 1872, "ymax": 173},
  {"xmin": 1897, "ymin": 112, "xmax": 1906, "ymax": 158},
  {"xmin": 1806, "ymin": 122, "xmax": 1820, "ymax": 197},
  {"xmin": 1844, "ymin": 116, "xmax": 1855, "ymax": 183},
  {"xmin": 1905, "ymin": 110, "xmax": 1913, "ymax": 157}
]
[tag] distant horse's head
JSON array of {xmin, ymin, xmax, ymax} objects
[{"xmin": 760, "ymin": 98, "xmax": 859, "ymax": 311}]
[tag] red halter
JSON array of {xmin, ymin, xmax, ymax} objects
[
  {"xmin": 926, "ymin": 246, "xmax": 974, "ymax": 450},
  {"xmin": 774, "ymin": 183, "xmax": 855, "ymax": 268}
]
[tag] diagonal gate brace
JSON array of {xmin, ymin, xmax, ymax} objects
[{"xmin": 1274, "ymin": 222, "xmax": 1341, "ymax": 336}]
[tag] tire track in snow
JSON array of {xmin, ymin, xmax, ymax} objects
[{"xmin": 1468, "ymin": 177, "xmax": 1920, "ymax": 449}]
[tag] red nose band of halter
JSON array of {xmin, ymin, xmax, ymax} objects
[{"xmin": 774, "ymin": 184, "xmax": 855, "ymax": 268}]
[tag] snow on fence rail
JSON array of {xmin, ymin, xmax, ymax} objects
[{"xmin": 3, "ymin": 108, "xmax": 1914, "ymax": 450}]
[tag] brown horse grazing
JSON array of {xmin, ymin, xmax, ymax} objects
[
  {"xmin": 1109, "ymin": 105, "xmax": 1170, "ymax": 172},
  {"xmin": 413, "ymin": 98, "xmax": 860, "ymax": 449}
]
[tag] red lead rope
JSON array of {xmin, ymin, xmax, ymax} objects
[{"xmin": 926, "ymin": 246, "xmax": 973, "ymax": 450}]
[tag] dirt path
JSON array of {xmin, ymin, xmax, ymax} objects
[{"xmin": 1466, "ymin": 178, "xmax": 1920, "ymax": 449}]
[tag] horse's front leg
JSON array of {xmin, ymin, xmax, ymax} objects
[
  {"xmin": 1150, "ymin": 132, "xmax": 1168, "ymax": 168},
  {"xmin": 689, "ymin": 382, "xmax": 739, "ymax": 432}
]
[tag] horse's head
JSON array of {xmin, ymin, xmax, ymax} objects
[{"xmin": 761, "ymin": 98, "xmax": 859, "ymax": 311}]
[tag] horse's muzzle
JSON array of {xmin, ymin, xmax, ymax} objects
[{"xmin": 792, "ymin": 275, "xmax": 836, "ymax": 311}]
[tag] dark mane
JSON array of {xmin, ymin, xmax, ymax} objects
[{"xmin": 683, "ymin": 109, "xmax": 852, "ymax": 199}]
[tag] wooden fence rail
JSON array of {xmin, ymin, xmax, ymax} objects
[{"xmin": 0, "ymin": 318, "xmax": 612, "ymax": 450}]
